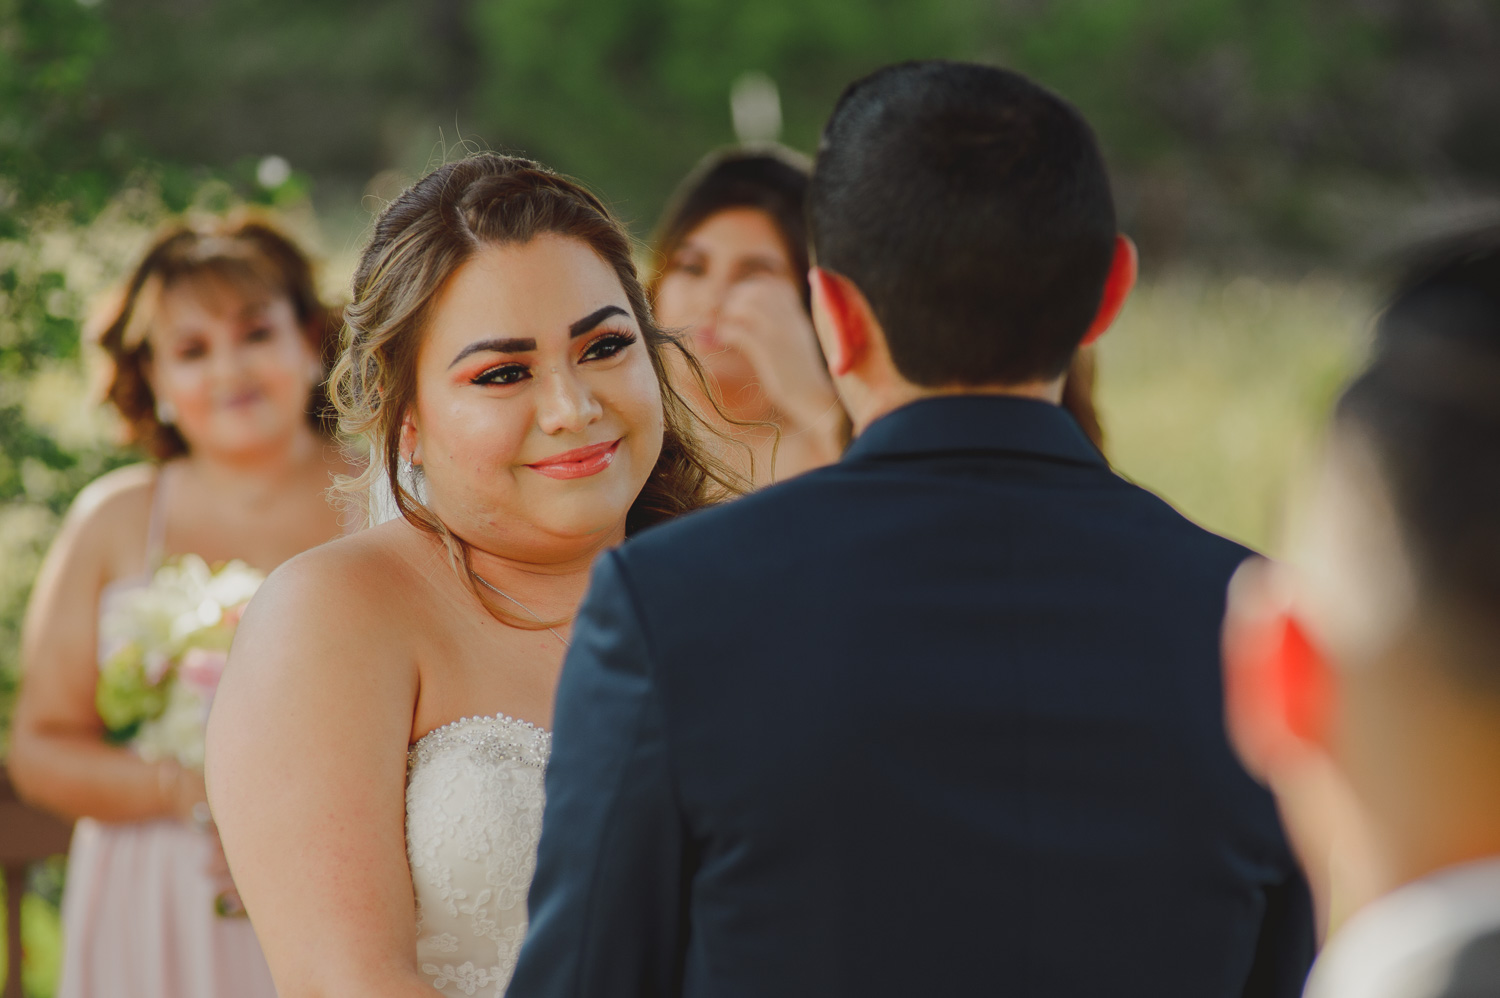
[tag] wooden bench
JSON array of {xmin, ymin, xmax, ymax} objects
[{"xmin": 0, "ymin": 768, "xmax": 72, "ymax": 998}]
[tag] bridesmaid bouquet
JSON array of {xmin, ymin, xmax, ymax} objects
[{"xmin": 96, "ymin": 555, "xmax": 264, "ymax": 768}]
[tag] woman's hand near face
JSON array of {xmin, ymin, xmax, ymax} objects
[
  {"xmin": 716, "ymin": 276, "xmax": 844, "ymax": 452},
  {"xmin": 717, "ymin": 276, "xmax": 837, "ymax": 428}
]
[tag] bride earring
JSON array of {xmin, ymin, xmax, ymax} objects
[{"xmin": 155, "ymin": 398, "xmax": 177, "ymax": 425}]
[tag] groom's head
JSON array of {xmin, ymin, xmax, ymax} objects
[{"xmin": 808, "ymin": 61, "xmax": 1134, "ymax": 426}]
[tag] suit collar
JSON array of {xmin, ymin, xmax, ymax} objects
[{"xmin": 842, "ymin": 395, "xmax": 1106, "ymax": 468}]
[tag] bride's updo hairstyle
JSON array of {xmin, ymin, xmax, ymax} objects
[{"xmin": 332, "ymin": 153, "xmax": 743, "ymax": 621}]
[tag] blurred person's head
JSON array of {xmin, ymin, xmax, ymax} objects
[
  {"xmin": 334, "ymin": 153, "xmax": 738, "ymax": 615},
  {"xmin": 1225, "ymin": 226, "xmax": 1500, "ymax": 916},
  {"xmin": 649, "ymin": 145, "xmax": 812, "ymax": 396},
  {"xmin": 92, "ymin": 215, "xmax": 338, "ymax": 462},
  {"xmin": 806, "ymin": 60, "xmax": 1136, "ymax": 429}
]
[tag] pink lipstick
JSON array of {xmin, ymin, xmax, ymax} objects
[{"xmin": 526, "ymin": 439, "xmax": 620, "ymax": 480}]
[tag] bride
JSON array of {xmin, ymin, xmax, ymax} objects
[{"xmin": 205, "ymin": 154, "xmax": 739, "ymax": 997}]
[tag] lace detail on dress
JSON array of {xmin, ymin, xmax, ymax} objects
[{"xmin": 406, "ymin": 715, "xmax": 551, "ymax": 996}]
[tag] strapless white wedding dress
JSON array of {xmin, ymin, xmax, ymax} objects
[{"xmin": 406, "ymin": 714, "xmax": 551, "ymax": 996}]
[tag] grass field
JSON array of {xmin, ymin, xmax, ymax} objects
[{"xmin": 1097, "ymin": 271, "xmax": 1370, "ymax": 554}]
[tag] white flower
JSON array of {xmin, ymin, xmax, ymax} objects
[
  {"xmin": 133, "ymin": 681, "xmax": 210, "ymax": 768},
  {"xmin": 98, "ymin": 555, "xmax": 265, "ymax": 769},
  {"xmin": 206, "ymin": 559, "xmax": 263, "ymax": 609}
]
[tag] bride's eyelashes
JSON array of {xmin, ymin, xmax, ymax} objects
[
  {"xmin": 472, "ymin": 362, "xmax": 530, "ymax": 386},
  {"xmin": 469, "ymin": 329, "xmax": 639, "ymax": 386},
  {"xmin": 579, "ymin": 329, "xmax": 638, "ymax": 361}
]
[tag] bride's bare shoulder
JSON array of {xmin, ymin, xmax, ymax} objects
[{"xmin": 235, "ymin": 519, "xmax": 431, "ymax": 657}]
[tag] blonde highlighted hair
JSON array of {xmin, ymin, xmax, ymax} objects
[{"xmin": 330, "ymin": 152, "xmax": 744, "ymax": 625}]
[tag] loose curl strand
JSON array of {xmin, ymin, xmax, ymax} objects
[{"xmin": 330, "ymin": 153, "xmax": 746, "ymax": 628}]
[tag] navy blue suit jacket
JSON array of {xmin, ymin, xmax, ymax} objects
[{"xmin": 509, "ymin": 396, "xmax": 1314, "ymax": 998}]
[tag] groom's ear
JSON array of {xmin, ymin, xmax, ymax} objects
[
  {"xmin": 810, "ymin": 267, "xmax": 871, "ymax": 378},
  {"xmin": 1079, "ymin": 234, "xmax": 1138, "ymax": 347}
]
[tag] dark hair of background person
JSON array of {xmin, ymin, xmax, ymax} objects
[
  {"xmin": 332, "ymin": 152, "xmax": 745, "ymax": 626},
  {"xmin": 809, "ymin": 59, "xmax": 1118, "ymax": 388},
  {"xmin": 1333, "ymin": 223, "xmax": 1500, "ymax": 687},
  {"xmin": 647, "ymin": 145, "xmax": 813, "ymax": 308},
  {"xmin": 89, "ymin": 215, "xmax": 341, "ymax": 460}
]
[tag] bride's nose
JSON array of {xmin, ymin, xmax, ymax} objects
[{"xmin": 535, "ymin": 364, "xmax": 603, "ymax": 435}]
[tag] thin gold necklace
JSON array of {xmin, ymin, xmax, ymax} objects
[{"xmin": 473, "ymin": 572, "xmax": 572, "ymax": 648}]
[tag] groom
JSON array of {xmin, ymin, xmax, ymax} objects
[{"xmin": 509, "ymin": 61, "xmax": 1313, "ymax": 997}]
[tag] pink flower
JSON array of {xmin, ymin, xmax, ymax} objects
[{"xmin": 179, "ymin": 647, "xmax": 228, "ymax": 704}]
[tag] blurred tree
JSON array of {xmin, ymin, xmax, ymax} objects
[
  {"xmin": 469, "ymin": 0, "xmax": 991, "ymax": 225},
  {"xmin": 1, "ymin": 1, "xmax": 132, "ymax": 746},
  {"xmin": 0, "ymin": 0, "xmax": 127, "ymax": 229},
  {"xmin": 6, "ymin": 0, "xmax": 1494, "ymax": 255},
  {"xmin": 87, "ymin": 0, "xmax": 473, "ymax": 185},
  {"xmin": 467, "ymin": 0, "xmax": 1498, "ymax": 256}
]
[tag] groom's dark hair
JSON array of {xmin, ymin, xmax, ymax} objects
[{"xmin": 809, "ymin": 60, "xmax": 1117, "ymax": 386}]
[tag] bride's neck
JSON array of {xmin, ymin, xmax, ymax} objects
[
  {"xmin": 459, "ymin": 529, "xmax": 623, "ymax": 618},
  {"xmin": 185, "ymin": 429, "xmax": 326, "ymax": 503}
]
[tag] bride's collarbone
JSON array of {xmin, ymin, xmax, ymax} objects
[{"xmin": 408, "ymin": 612, "xmax": 565, "ymax": 737}]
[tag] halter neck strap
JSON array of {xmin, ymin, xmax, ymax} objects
[{"xmin": 143, "ymin": 464, "xmax": 170, "ymax": 573}]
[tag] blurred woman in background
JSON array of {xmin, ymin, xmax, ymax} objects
[
  {"xmin": 649, "ymin": 146, "xmax": 847, "ymax": 485},
  {"xmin": 650, "ymin": 146, "xmax": 1107, "ymax": 483},
  {"xmin": 8, "ymin": 216, "xmax": 356, "ymax": 998}
]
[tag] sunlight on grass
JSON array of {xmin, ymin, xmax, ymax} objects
[{"xmin": 1097, "ymin": 272, "xmax": 1372, "ymax": 555}]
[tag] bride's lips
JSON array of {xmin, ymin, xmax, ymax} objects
[{"xmin": 526, "ymin": 439, "xmax": 620, "ymax": 480}]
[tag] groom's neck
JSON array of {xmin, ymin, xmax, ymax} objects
[{"xmin": 845, "ymin": 377, "xmax": 1065, "ymax": 436}]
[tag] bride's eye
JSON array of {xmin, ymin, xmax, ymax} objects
[
  {"xmin": 472, "ymin": 363, "xmax": 530, "ymax": 386},
  {"xmin": 581, "ymin": 331, "xmax": 638, "ymax": 362}
]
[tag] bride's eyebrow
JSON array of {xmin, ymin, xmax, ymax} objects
[
  {"xmin": 446, "ymin": 305, "xmax": 630, "ymax": 369},
  {"xmin": 569, "ymin": 304, "xmax": 629, "ymax": 337},
  {"xmin": 448, "ymin": 337, "xmax": 535, "ymax": 369}
]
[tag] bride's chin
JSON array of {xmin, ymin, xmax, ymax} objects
[{"xmin": 465, "ymin": 507, "xmax": 630, "ymax": 555}]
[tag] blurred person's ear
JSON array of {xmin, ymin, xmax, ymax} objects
[
  {"xmin": 1225, "ymin": 557, "xmax": 1347, "ymax": 938},
  {"xmin": 1223, "ymin": 558, "xmax": 1337, "ymax": 779},
  {"xmin": 809, "ymin": 267, "xmax": 873, "ymax": 378},
  {"xmin": 1079, "ymin": 235, "xmax": 1137, "ymax": 348}
]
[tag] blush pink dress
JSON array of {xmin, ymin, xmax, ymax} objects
[{"xmin": 56, "ymin": 468, "xmax": 277, "ymax": 998}]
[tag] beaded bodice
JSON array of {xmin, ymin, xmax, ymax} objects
[{"xmin": 406, "ymin": 714, "xmax": 551, "ymax": 996}]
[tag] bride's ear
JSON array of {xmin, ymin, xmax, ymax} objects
[{"xmin": 399, "ymin": 410, "xmax": 423, "ymax": 467}]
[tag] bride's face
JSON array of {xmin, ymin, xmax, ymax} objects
[{"xmin": 404, "ymin": 234, "xmax": 664, "ymax": 556}]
